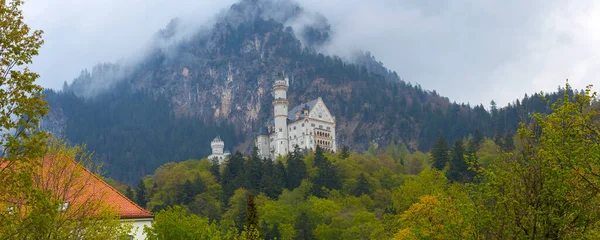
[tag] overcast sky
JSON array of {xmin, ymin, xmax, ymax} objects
[{"xmin": 22, "ymin": 0, "xmax": 600, "ymax": 107}]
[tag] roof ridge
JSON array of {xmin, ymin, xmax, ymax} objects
[{"xmin": 53, "ymin": 155, "xmax": 154, "ymax": 218}]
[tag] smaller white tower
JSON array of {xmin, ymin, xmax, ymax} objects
[{"xmin": 208, "ymin": 136, "xmax": 230, "ymax": 163}]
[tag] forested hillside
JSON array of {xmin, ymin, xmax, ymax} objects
[
  {"xmin": 134, "ymin": 85, "xmax": 600, "ymax": 239},
  {"xmin": 42, "ymin": 0, "xmax": 573, "ymax": 183}
]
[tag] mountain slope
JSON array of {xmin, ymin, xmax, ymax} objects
[{"xmin": 42, "ymin": 0, "xmax": 561, "ymax": 183}]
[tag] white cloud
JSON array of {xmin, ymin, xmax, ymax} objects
[{"xmin": 21, "ymin": 0, "xmax": 600, "ymax": 106}]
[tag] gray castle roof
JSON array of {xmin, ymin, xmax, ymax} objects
[
  {"xmin": 287, "ymin": 98, "xmax": 319, "ymax": 122},
  {"xmin": 257, "ymin": 126, "xmax": 269, "ymax": 136},
  {"xmin": 258, "ymin": 98, "xmax": 320, "ymax": 136}
]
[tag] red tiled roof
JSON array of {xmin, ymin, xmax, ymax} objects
[{"xmin": 37, "ymin": 155, "xmax": 154, "ymax": 219}]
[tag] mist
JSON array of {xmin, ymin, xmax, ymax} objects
[{"xmin": 23, "ymin": 0, "xmax": 600, "ymax": 106}]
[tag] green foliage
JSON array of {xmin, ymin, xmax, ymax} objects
[
  {"xmin": 475, "ymin": 83, "xmax": 600, "ymax": 239},
  {"xmin": 0, "ymin": 0, "xmax": 55, "ymax": 237},
  {"xmin": 135, "ymin": 179, "xmax": 147, "ymax": 208},
  {"xmin": 311, "ymin": 146, "xmax": 342, "ymax": 198},
  {"xmin": 294, "ymin": 211, "xmax": 315, "ymax": 240},
  {"xmin": 446, "ymin": 140, "xmax": 475, "ymax": 183},
  {"xmin": 223, "ymin": 188, "xmax": 250, "ymax": 232},
  {"xmin": 430, "ymin": 135, "xmax": 449, "ymax": 170},
  {"xmin": 366, "ymin": 141, "xmax": 379, "ymax": 157},
  {"xmin": 260, "ymin": 158, "xmax": 285, "ymax": 198},
  {"xmin": 210, "ymin": 158, "xmax": 221, "ymax": 182},
  {"xmin": 145, "ymin": 205, "xmax": 235, "ymax": 240},
  {"xmin": 392, "ymin": 169, "xmax": 449, "ymax": 213},
  {"xmin": 472, "ymin": 129, "xmax": 484, "ymax": 150},
  {"xmin": 136, "ymin": 90, "xmax": 600, "ymax": 240},
  {"xmin": 398, "ymin": 143, "xmax": 410, "ymax": 165},
  {"xmin": 338, "ymin": 145, "xmax": 350, "ymax": 159},
  {"xmin": 222, "ymin": 152, "xmax": 247, "ymax": 202},
  {"xmin": 386, "ymin": 140, "xmax": 401, "ymax": 163},
  {"xmin": 125, "ymin": 186, "xmax": 135, "ymax": 202},
  {"xmin": 243, "ymin": 194, "xmax": 260, "ymax": 240},
  {"xmin": 286, "ymin": 147, "xmax": 308, "ymax": 190},
  {"xmin": 405, "ymin": 151, "xmax": 427, "ymax": 175},
  {"xmin": 246, "ymin": 148, "xmax": 264, "ymax": 192},
  {"xmin": 351, "ymin": 173, "xmax": 371, "ymax": 197}
]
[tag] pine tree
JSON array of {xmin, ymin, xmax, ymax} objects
[
  {"xmin": 276, "ymin": 161, "xmax": 288, "ymax": 191},
  {"xmin": 446, "ymin": 140, "xmax": 474, "ymax": 183},
  {"xmin": 260, "ymin": 158, "xmax": 285, "ymax": 198},
  {"xmin": 210, "ymin": 158, "xmax": 220, "ymax": 182},
  {"xmin": 386, "ymin": 140, "xmax": 401, "ymax": 163},
  {"xmin": 351, "ymin": 173, "xmax": 371, "ymax": 196},
  {"xmin": 294, "ymin": 211, "xmax": 315, "ymax": 240},
  {"xmin": 193, "ymin": 175, "xmax": 206, "ymax": 195},
  {"xmin": 431, "ymin": 135, "xmax": 449, "ymax": 170},
  {"xmin": 367, "ymin": 141, "xmax": 379, "ymax": 157},
  {"xmin": 135, "ymin": 179, "xmax": 147, "ymax": 208},
  {"xmin": 243, "ymin": 194, "xmax": 260, "ymax": 240},
  {"xmin": 286, "ymin": 147, "xmax": 308, "ymax": 190},
  {"xmin": 221, "ymin": 152, "xmax": 246, "ymax": 203},
  {"xmin": 263, "ymin": 221, "xmax": 281, "ymax": 240},
  {"xmin": 490, "ymin": 100, "xmax": 498, "ymax": 118},
  {"xmin": 472, "ymin": 129, "xmax": 484, "ymax": 149},
  {"xmin": 178, "ymin": 180, "xmax": 194, "ymax": 205},
  {"xmin": 339, "ymin": 145, "xmax": 350, "ymax": 159},
  {"xmin": 399, "ymin": 143, "xmax": 410, "ymax": 165},
  {"xmin": 247, "ymin": 147, "xmax": 264, "ymax": 192},
  {"xmin": 502, "ymin": 132, "xmax": 515, "ymax": 152},
  {"xmin": 125, "ymin": 186, "xmax": 135, "ymax": 202},
  {"xmin": 493, "ymin": 129, "xmax": 503, "ymax": 146},
  {"xmin": 311, "ymin": 146, "xmax": 342, "ymax": 198}
]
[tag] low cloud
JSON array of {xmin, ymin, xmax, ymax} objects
[{"xmin": 23, "ymin": 0, "xmax": 600, "ymax": 106}]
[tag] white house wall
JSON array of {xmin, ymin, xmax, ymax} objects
[{"xmin": 123, "ymin": 218, "xmax": 153, "ymax": 240}]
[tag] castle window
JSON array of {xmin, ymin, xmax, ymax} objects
[
  {"xmin": 279, "ymin": 128, "xmax": 282, "ymax": 132},
  {"xmin": 293, "ymin": 126, "xmax": 296, "ymax": 130},
  {"xmin": 311, "ymin": 123, "xmax": 315, "ymax": 127},
  {"xmin": 327, "ymin": 126, "xmax": 330, "ymax": 130},
  {"xmin": 302, "ymin": 123, "xmax": 305, "ymax": 127},
  {"xmin": 319, "ymin": 115, "xmax": 322, "ymax": 118},
  {"xmin": 319, "ymin": 125, "xmax": 323, "ymax": 129}
]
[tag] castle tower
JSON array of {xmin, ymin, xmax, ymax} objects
[
  {"xmin": 211, "ymin": 136, "xmax": 224, "ymax": 155},
  {"xmin": 272, "ymin": 72, "xmax": 289, "ymax": 157},
  {"xmin": 209, "ymin": 136, "xmax": 229, "ymax": 163}
]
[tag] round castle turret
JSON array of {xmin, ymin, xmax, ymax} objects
[
  {"xmin": 272, "ymin": 72, "xmax": 290, "ymax": 157},
  {"xmin": 211, "ymin": 136, "xmax": 224, "ymax": 155},
  {"xmin": 208, "ymin": 136, "xmax": 229, "ymax": 163}
]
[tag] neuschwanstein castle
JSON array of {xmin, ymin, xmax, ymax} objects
[{"xmin": 255, "ymin": 72, "xmax": 337, "ymax": 159}]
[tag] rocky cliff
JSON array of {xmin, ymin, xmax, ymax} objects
[{"xmin": 42, "ymin": 0, "xmax": 542, "ymax": 183}]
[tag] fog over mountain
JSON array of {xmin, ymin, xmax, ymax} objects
[{"xmin": 24, "ymin": 0, "xmax": 600, "ymax": 106}]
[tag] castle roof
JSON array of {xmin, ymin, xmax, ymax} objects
[
  {"xmin": 259, "ymin": 98, "xmax": 323, "ymax": 136},
  {"xmin": 288, "ymin": 98, "xmax": 319, "ymax": 122},
  {"xmin": 257, "ymin": 126, "xmax": 269, "ymax": 136}
]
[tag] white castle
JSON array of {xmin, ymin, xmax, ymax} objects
[
  {"xmin": 208, "ymin": 136, "xmax": 230, "ymax": 163},
  {"xmin": 255, "ymin": 72, "xmax": 337, "ymax": 159}
]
